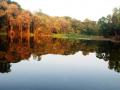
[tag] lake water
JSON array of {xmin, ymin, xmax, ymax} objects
[{"xmin": 0, "ymin": 35, "xmax": 120, "ymax": 90}]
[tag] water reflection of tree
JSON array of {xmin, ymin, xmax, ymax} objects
[
  {"xmin": 32, "ymin": 38, "xmax": 120, "ymax": 73},
  {"xmin": 0, "ymin": 61, "xmax": 11, "ymax": 73},
  {"xmin": 0, "ymin": 35, "xmax": 32, "ymax": 73},
  {"xmin": 96, "ymin": 41, "xmax": 120, "ymax": 73},
  {"xmin": 0, "ymin": 34, "xmax": 120, "ymax": 73}
]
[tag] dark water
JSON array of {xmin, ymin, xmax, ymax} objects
[{"xmin": 0, "ymin": 35, "xmax": 120, "ymax": 90}]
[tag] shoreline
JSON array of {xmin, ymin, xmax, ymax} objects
[
  {"xmin": 52, "ymin": 34, "xmax": 120, "ymax": 43},
  {"xmin": 0, "ymin": 33, "xmax": 120, "ymax": 43}
]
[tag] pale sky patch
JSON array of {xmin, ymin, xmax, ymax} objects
[{"xmin": 13, "ymin": 0, "xmax": 120, "ymax": 21}]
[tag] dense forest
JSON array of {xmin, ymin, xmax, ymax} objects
[
  {"xmin": 0, "ymin": 0, "xmax": 120, "ymax": 73},
  {"xmin": 0, "ymin": 0, "xmax": 120, "ymax": 40}
]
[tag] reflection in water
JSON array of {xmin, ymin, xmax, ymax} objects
[
  {"xmin": 0, "ymin": 34, "xmax": 120, "ymax": 73},
  {"xmin": 97, "ymin": 41, "xmax": 120, "ymax": 72},
  {"xmin": 0, "ymin": 61, "xmax": 11, "ymax": 73}
]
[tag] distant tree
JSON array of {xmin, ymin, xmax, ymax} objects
[
  {"xmin": 98, "ymin": 17, "xmax": 110, "ymax": 37},
  {"xmin": 81, "ymin": 19, "xmax": 98, "ymax": 35}
]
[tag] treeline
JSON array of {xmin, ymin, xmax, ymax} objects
[
  {"xmin": 32, "ymin": 11, "xmax": 99, "ymax": 36},
  {"xmin": 0, "ymin": 0, "xmax": 99, "ymax": 36},
  {"xmin": 98, "ymin": 8, "xmax": 120, "ymax": 39},
  {"xmin": 0, "ymin": 0, "xmax": 32, "ymax": 33},
  {"xmin": 33, "ymin": 8, "xmax": 120, "ymax": 39},
  {"xmin": 0, "ymin": 0, "xmax": 120, "ymax": 40}
]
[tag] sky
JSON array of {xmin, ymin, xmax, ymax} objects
[{"xmin": 13, "ymin": 0, "xmax": 120, "ymax": 21}]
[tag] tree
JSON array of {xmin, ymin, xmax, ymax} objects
[
  {"xmin": 98, "ymin": 17, "xmax": 110, "ymax": 37},
  {"xmin": 81, "ymin": 19, "xmax": 98, "ymax": 35},
  {"xmin": 111, "ymin": 8, "xmax": 120, "ymax": 39}
]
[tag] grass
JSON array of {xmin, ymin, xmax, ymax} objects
[
  {"xmin": 52, "ymin": 33, "xmax": 112, "ymax": 41},
  {"xmin": 0, "ymin": 33, "xmax": 7, "ymax": 36},
  {"xmin": 52, "ymin": 34, "xmax": 67, "ymax": 39},
  {"xmin": 0, "ymin": 32, "xmax": 118, "ymax": 42}
]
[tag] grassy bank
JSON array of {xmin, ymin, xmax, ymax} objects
[
  {"xmin": 0, "ymin": 32, "xmax": 119, "ymax": 42},
  {"xmin": 0, "ymin": 33, "xmax": 7, "ymax": 36},
  {"xmin": 52, "ymin": 33, "xmax": 109, "ymax": 40},
  {"xmin": 52, "ymin": 33, "xmax": 120, "ymax": 43}
]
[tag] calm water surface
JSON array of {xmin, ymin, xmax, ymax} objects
[{"xmin": 0, "ymin": 35, "xmax": 120, "ymax": 90}]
